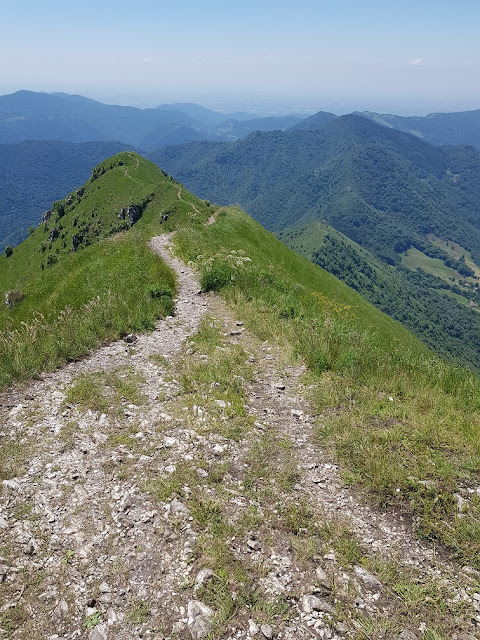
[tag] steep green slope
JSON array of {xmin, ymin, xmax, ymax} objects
[
  {"xmin": 0, "ymin": 140, "xmax": 132, "ymax": 252},
  {"xmin": 148, "ymin": 115, "xmax": 480, "ymax": 369},
  {"xmin": 279, "ymin": 221, "xmax": 480, "ymax": 370},
  {"xmin": 0, "ymin": 152, "xmax": 213, "ymax": 386}
]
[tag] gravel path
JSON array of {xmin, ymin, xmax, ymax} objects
[{"xmin": 0, "ymin": 235, "xmax": 478, "ymax": 640}]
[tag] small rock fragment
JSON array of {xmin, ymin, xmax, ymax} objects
[
  {"xmin": 261, "ymin": 624, "xmax": 273, "ymax": 639},
  {"xmin": 124, "ymin": 334, "xmax": 137, "ymax": 344},
  {"xmin": 187, "ymin": 600, "xmax": 213, "ymax": 639},
  {"xmin": 248, "ymin": 619, "xmax": 259, "ymax": 636},
  {"xmin": 88, "ymin": 624, "xmax": 107, "ymax": 640},
  {"xmin": 398, "ymin": 631, "xmax": 419, "ymax": 640},
  {"xmin": 353, "ymin": 565, "xmax": 383, "ymax": 592},
  {"xmin": 315, "ymin": 566, "xmax": 331, "ymax": 592},
  {"xmin": 247, "ymin": 538, "xmax": 261, "ymax": 552},
  {"xmin": 0, "ymin": 565, "xmax": 8, "ymax": 583},
  {"xmin": 302, "ymin": 594, "xmax": 335, "ymax": 614},
  {"xmin": 170, "ymin": 498, "xmax": 190, "ymax": 519},
  {"xmin": 212, "ymin": 444, "xmax": 225, "ymax": 455},
  {"xmin": 195, "ymin": 568, "xmax": 216, "ymax": 591},
  {"xmin": 52, "ymin": 599, "xmax": 69, "ymax": 623}
]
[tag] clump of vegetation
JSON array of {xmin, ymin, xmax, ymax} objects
[
  {"xmin": 197, "ymin": 250, "xmax": 252, "ymax": 292},
  {"xmin": 4, "ymin": 289, "xmax": 24, "ymax": 308},
  {"xmin": 65, "ymin": 368, "xmax": 145, "ymax": 414}
]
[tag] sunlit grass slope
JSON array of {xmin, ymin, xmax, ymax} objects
[
  {"xmin": 170, "ymin": 206, "xmax": 480, "ymax": 567},
  {"xmin": 0, "ymin": 152, "xmax": 211, "ymax": 387}
]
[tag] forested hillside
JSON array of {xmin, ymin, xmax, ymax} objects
[
  {"xmin": 358, "ymin": 108, "xmax": 480, "ymax": 150},
  {"xmin": 149, "ymin": 115, "xmax": 480, "ymax": 264},
  {"xmin": 279, "ymin": 222, "xmax": 480, "ymax": 370}
]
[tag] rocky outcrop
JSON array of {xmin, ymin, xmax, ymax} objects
[
  {"xmin": 48, "ymin": 227, "xmax": 59, "ymax": 242},
  {"xmin": 118, "ymin": 204, "xmax": 142, "ymax": 227},
  {"xmin": 72, "ymin": 234, "xmax": 82, "ymax": 252},
  {"xmin": 41, "ymin": 209, "xmax": 52, "ymax": 224}
]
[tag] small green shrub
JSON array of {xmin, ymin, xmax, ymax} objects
[
  {"xmin": 148, "ymin": 285, "xmax": 173, "ymax": 298},
  {"xmin": 4, "ymin": 245, "xmax": 13, "ymax": 258},
  {"xmin": 83, "ymin": 612, "xmax": 101, "ymax": 629},
  {"xmin": 200, "ymin": 257, "xmax": 234, "ymax": 292},
  {"xmin": 5, "ymin": 289, "xmax": 24, "ymax": 308}
]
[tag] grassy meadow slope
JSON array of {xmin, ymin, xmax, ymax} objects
[
  {"xmin": 169, "ymin": 206, "xmax": 480, "ymax": 566},
  {"xmin": 278, "ymin": 221, "xmax": 480, "ymax": 371},
  {"xmin": 0, "ymin": 152, "xmax": 207, "ymax": 387},
  {"xmin": 2, "ymin": 152, "xmax": 480, "ymax": 567}
]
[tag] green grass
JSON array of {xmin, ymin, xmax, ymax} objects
[
  {"xmin": 0, "ymin": 152, "xmax": 214, "ymax": 388},
  {"xmin": 429, "ymin": 235, "xmax": 480, "ymax": 279},
  {"xmin": 403, "ymin": 247, "xmax": 475, "ymax": 284},
  {"xmin": 170, "ymin": 204, "xmax": 480, "ymax": 566},
  {"xmin": 65, "ymin": 367, "xmax": 145, "ymax": 414}
]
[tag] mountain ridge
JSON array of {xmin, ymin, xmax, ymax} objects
[
  {"xmin": 0, "ymin": 90, "xmax": 305, "ymax": 149},
  {"xmin": 1, "ymin": 151, "xmax": 480, "ymax": 638}
]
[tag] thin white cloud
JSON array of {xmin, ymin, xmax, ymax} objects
[
  {"xmin": 143, "ymin": 57, "xmax": 153, "ymax": 63},
  {"xmin": 410, "ymin": 57, "xmax": 424, "ymax": 66}
]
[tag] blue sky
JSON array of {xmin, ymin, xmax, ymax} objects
[{"xmin": 1, "ymin": 0, "xmax": 479, "ymax": 113}]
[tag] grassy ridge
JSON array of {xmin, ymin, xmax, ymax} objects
[
  {"xmin": 0, "ymin": 152, "xmax": 212, "ymax": 387},
  {"xmin": 170, "ymin": 205, "xmax": 480, "ymax": 566}
]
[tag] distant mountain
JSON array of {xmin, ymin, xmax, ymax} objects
[
  {"xmin": 155, "ymin": 102, "xmax": 228, "ymax": 128},
  {"xmin": 357, "ymin": 109, "xmax": 480, "ymax": 150},
  {"xmin": 289, "ymin": 110, "xmax": 337, "ymax": 130},
  {"xmin": 150, "ymin": 115, "xmax": 480, "ymax": 264},
  {"xmin": 149, "ymin": 114, "xmax": 480, "ymax": 369},
  {"xmin": 0, "ymin": 140, "xmax": 131, "ymax": 251},
  {"xmin": 211, "ymin": 115, "xmax": 302, "ymax": 140},
  {"xmin": 0, "ymin": 90, "xmax": 203, "ymax": 148},
  {"xmin": 0, "ymin": 91, "xmax": 308, "ymax": 149}
]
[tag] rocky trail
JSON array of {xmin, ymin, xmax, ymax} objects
[{"xmin": 0, "ymin": 235, "xmax": 478, "ymax": 640}]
